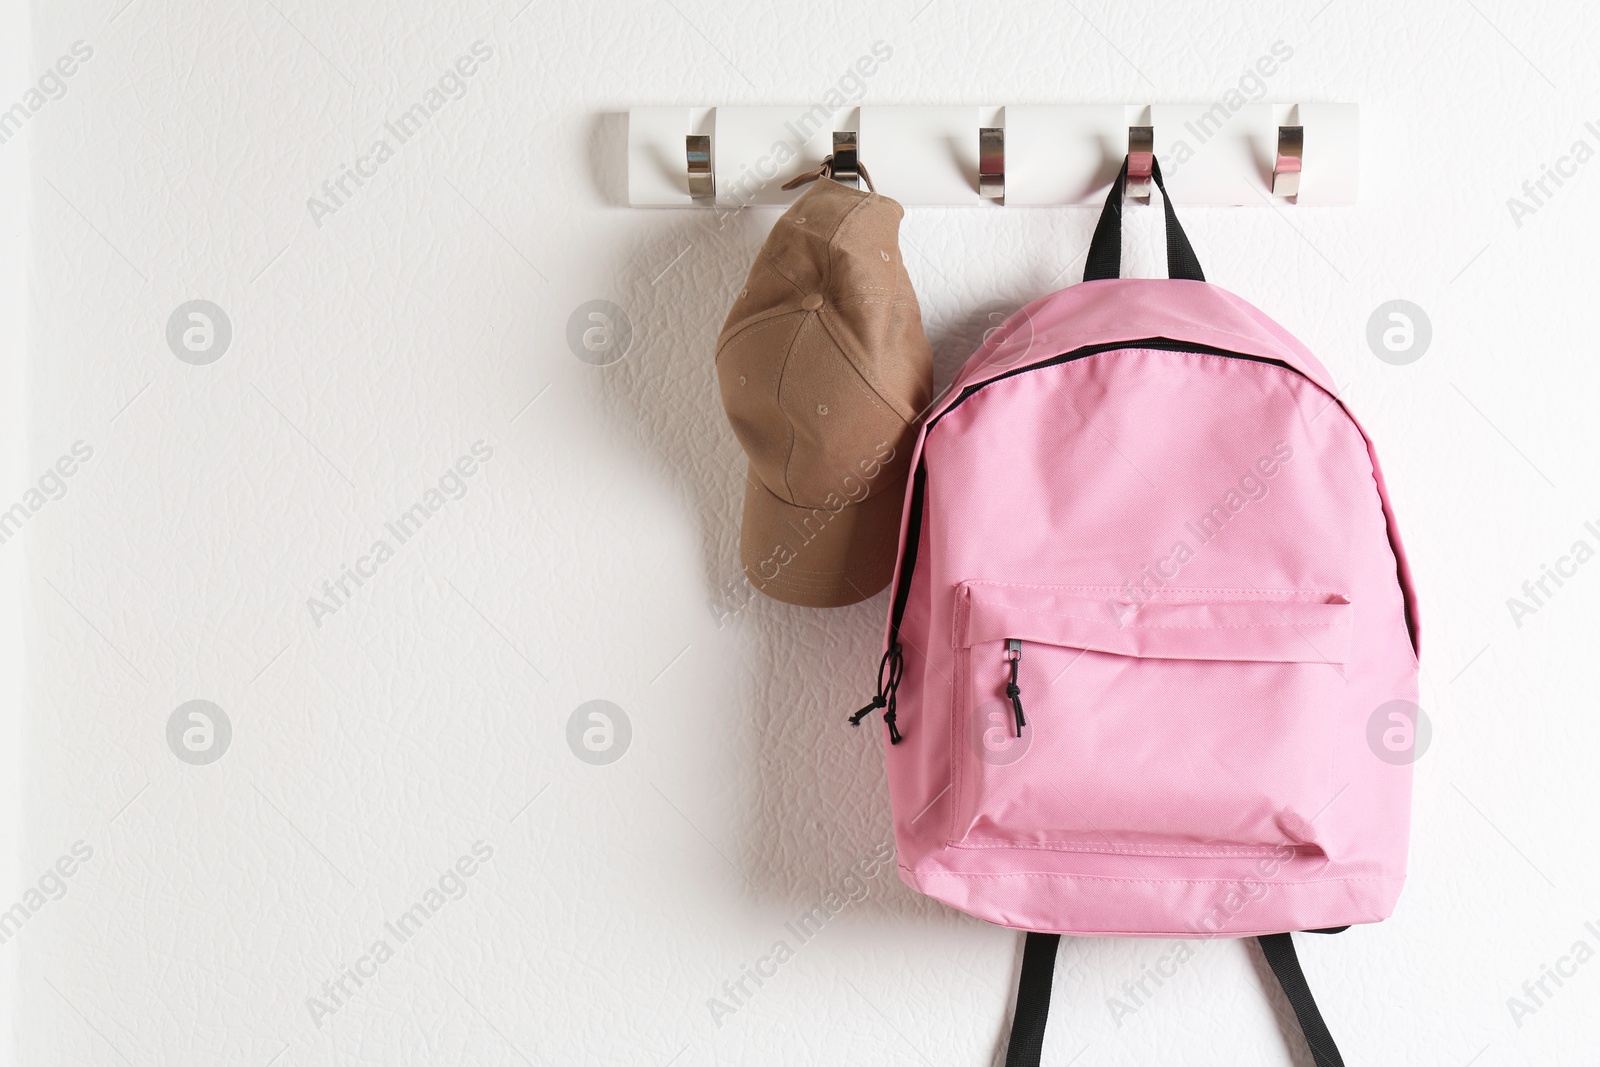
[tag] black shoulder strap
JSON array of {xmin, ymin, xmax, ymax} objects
[
  {"xmin": 1258, "ymin": 932, "xmax": 1346, "ymax": 1067},
  {"xmin": 1003, "ymin": 932, "xmax": 1059, "ymax": 1067},
  {"xmin": 1082, "ymin": 155, "xmax": 1205, "ymax": 283},
  {"xmin": 1001, "ymin": 931, "xmax": 1344, "ymax": 1067}
]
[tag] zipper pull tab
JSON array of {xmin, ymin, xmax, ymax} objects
[
  {"xmin": 848, "ymin": 695, "xmax": 884, "ymax": 725},
  {"xmin": 1005, "ymin": 639, "xmax": 1026, "ymax": 737},
  {"xmin": 850, "ymin": 644, "xmax": 905, "ymax": 744}
]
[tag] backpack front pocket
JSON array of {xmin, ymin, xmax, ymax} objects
[{"xmin": 951, "ymin": 582, "xmax": 1352, "ymax": 857}]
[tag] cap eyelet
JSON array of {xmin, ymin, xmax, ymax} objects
[
  {"xmin": 880, "ymin": 250, "xmax": 890, "ymax": 261},
  {"xmin": 816, "ymin": 404, "xmax": 829, "ymax": 415},
  {"xmin": 739, "ymin": 375, "xmax": 747, "ymax": 386}
]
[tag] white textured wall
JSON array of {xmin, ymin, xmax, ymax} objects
[{"xmin": 9, "ymin": 0, "xmax": 1599, "ymax": 1063}]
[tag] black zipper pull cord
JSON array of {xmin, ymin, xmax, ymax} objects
[
  {"xmin": 1005, "ymin": 639, "xmax": 1026, "ymax": 736},
  {"xmin": 850, "ymin": 644, "xmax": 905, "ymax": 744},
  {"xmin": 848, "ymin": 694, "xmax": 884, "ymax": 726}
]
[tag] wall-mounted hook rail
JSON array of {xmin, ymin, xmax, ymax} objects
[{"xmin": 628, "ymin": 104, "xmax": 1358, "ymax": 207}]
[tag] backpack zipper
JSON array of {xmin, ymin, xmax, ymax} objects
[
  {"xmin": 854, "ymin": 337, "xmax": 1296, "ymax": 744},
  {"xmin": 1005, "ymin": 639, "xmax": 1026, "ymax": 735}
]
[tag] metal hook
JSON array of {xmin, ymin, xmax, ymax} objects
[
  {"xmin": 1272, "ymin": 125, "xmax": 1303, "ymax": 198},
  {"xmin": 1126, "ymin": 126, "xmax": 1154, "ymax": 201},
  {"xmin": 979, "ymin": 127, "xmax": 1004, "ymax": 199},
  {"xmin": 830, "ymin": 131, "xmax": 861, "ymax": 188},
  {"xmin": 686, "ymin": 134, "xmax": 713, "ymax": 199}
]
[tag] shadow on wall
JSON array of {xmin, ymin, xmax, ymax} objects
[{"xmin": 581, "ymin": 112, "xmax": 1037, "ymax": 923}]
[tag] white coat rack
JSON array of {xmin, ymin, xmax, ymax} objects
[{"xmin": 627, "ymin": 104, "xmax": 1358, "ymax": 207}]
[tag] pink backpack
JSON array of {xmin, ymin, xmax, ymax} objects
[{"xmin": 852, "ymin": 159, "xmax": 1419, "ymax": 1066}]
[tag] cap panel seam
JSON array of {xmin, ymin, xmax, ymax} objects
[
  {"xmin": 815, "ymin": 310, "xmax": 925, "ymax": 427},
  {"xmin": 830, "ymin": 294, "xmax": 922, "ymax": 307},
  {"xmin": 822, "ymin": 186, "xmax": 880, "ymax": 240},
  {"xmin": 822, "ymin": 194, "xmax": 926, "ymax": 425},
  {"xmin": 760, "ymin": 233, "xmax": 827, "ymax": 297},
  {"xmin": 759, "ymin": 184, "xmax": 883, "ymax": 300},
  {"xmin": 718, "ymin": 256, "xmax": 808, "ymax": 350},
  {"xmin": 768, "ymin": 308, "xmax": 806, "ymax": 502},
  {"xmin": 760, "ymin": 182, "xmax": 869, "ymax": 295},
  {"xmin": 715, "ymin": 310, "xmax": 804, "ymax": 363}
]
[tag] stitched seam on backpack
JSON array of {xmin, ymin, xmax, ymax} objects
[
  {"xmin": 913, "ymin": 869, "xmax": 1399, "ymax": 887},
  {"xmin": 960, "ymin": 580, "xmax": 1347, "ymax": 599},
  {"xmin": 973, "ymin": 610, "xmax": 1345, "ymax": 630},
  {"xmin": 953, "ymin": 840, "xmax": 1326, "ymax": 857}
]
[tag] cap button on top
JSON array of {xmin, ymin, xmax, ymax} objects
[{"xmin": 801, "ymin": 293, "xmax": 824, "ymax": 311}]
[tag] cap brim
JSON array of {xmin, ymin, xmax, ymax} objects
[{"xmin": 738, "ymin": 466, "xmax": 907, "ymax": 608}]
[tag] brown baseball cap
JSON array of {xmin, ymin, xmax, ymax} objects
[{"xmin": 716, "ymin": 174, "xmax": 932, "ymax": 608}]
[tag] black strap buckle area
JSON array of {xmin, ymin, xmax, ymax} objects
[{"xmin": 1001, "ymin": 930, "xmax": 1344, "ymax": 1067}]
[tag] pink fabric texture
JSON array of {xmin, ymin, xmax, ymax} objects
[{"xmin": 876, "ymin": 279, "xmax": 1419, "ymax": 938}]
